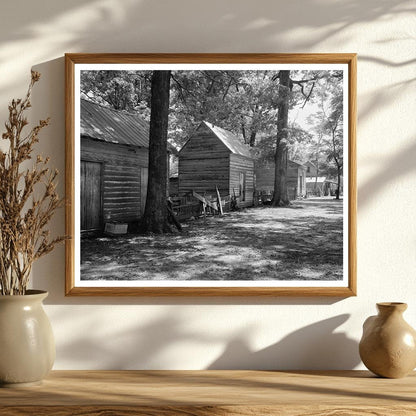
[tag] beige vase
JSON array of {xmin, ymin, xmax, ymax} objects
[
  {"xmin": 359, "ymin": 302, "xmax": 416, "ymax": 378},
  {"xmin": 0, "ymin": 290, "xmax": 55, "ymax": 387}
]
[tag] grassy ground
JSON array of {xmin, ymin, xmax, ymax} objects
[{"xmin": 81, "ymin": 198, "xmax": 344, "ymax": 281}]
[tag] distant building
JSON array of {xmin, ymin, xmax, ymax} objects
[
  {"xmin": 304, "ymin": 161, "xmax": 319, "ymax": 178},
  {"xmin": 255, "ymin": 160, "xmax": 307, "ymax": 200},
  {"xmin": 305, "ymin": 176, "xmax": 339, "ymax": 196},
  {"xmin": 178, "ymin": 121, "xmax": 255, "ymax": 208},
  {"xmin": 304, "ymin": 161, "xmax": 341, "ymax": 196}
]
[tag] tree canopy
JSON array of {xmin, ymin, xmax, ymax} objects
[{"xmin": 80, "ymin": 68, "xmax": 344, "ymax": 184}]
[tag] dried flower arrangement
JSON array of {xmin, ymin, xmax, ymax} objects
[{"xmin": 0, "ymin": 71, "xmax": 65, "ymax": 295}]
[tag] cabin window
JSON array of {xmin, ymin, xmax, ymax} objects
[
  {"xmin": 307, "ymin": 166, "xmax": 310, "ymax": 173},
  {"xmin": 239, "ymin": 172, "xmax": 246, "ymax": 202}
]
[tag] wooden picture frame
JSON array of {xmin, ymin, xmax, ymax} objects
[{"xmin": 65, "ymin": 53, "xmax": 356, "ymax": 296}]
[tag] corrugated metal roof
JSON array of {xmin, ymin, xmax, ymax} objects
[
  {"xmin": 202, "ymin": 121, "xmax": 252, "ymax": 158},
  {"xmin": 80, "ymin": 99, "xmax": 149, "ymax": 148},
  {"xmin": 306, "ymin": 176, "xmax": 327, "ymax": 183}
]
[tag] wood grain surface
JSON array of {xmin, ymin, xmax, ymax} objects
[{"xmin": 1, "ymin": 370, "xmax": 415, "ymax": 415}]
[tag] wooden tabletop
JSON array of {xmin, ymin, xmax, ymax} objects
[{"xmin": 1, "ymin": 370, "xmax": 416, "ymax": 415}]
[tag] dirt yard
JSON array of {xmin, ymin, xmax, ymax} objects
[{"xmin": 81, "ymin": 198, "xmax": 344, "ymax": 281}]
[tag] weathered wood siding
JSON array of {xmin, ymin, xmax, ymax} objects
[
  {"xmin": 229, "ymin": 154, "xmax": 254, "ymax": 207},
  {"xmin": 178, "ymin": 126, "xmax": 231, "ymax": 196},
  {"xmin": 169, "ymin": 177, "xmax": 179, "ymax": 196},
  {"xmin": 80, "ymin": 161, "xmax": 102, "ymax": 231},
  {"xmin": 305, "ymin": 161, "xmax": 318, "ymax": 177},
  {"xmin": 81, "ymin": 137, "xmax": 148, "ymax": 228},
  {"xmin": 287, "ymin": 166, "xmax": 303, "ymax": 200},
  {"xmin": 255, "ymin": 163, "xmax": 306, "ymax": 200},
  {"xmin": 255, "ymin": 167, "xmax": 274, "ymax": 192}
]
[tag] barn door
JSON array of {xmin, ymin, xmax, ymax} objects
[
  {"xmin": 81, "ymin": 161, "xmax": 102, "ymax": 231},
  {"xmin": 239, "ymin": 172, "xmax": 246, "ymax": 202}
]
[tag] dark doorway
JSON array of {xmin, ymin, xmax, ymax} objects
[{"xmin": 81, "ymin": 160, "xmax": 102, "ymax": 231}]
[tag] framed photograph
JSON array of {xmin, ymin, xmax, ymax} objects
[{"xmin": 65, "ymin": 53, "xmax": 356, "ymax": 296}]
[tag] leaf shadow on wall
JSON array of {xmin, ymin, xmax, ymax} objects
[
  {"xmin": 207, "ymin": 314, "xmax": 360, "ymax": 370},
  {"xmin": 0, "ymin": 0, "xmax": 414, "ymax": 99},
  {"xmin": 358, "ymin": 139, "xmax": 416, "ymax": 210},
  {"xmin": 0, "ymin": 0, "xmax": 412, "ymax": 51}
]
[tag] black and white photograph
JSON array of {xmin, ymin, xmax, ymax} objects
[{"xmin": 65, "ymin": 54, "xmax": 356, "ymax": 296}]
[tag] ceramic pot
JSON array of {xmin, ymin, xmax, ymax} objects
[
  {"xmin": 359, "ymin": 302, "xmax": 416, "ymax": 378},
  {"xmin": 0, "ymin": 290, "xmax": 55, "ymax": 387}
]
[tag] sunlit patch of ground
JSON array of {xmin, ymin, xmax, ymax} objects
[{"xmin": 81, "ymin": 198, "xmax": 344, "ymax": 281}]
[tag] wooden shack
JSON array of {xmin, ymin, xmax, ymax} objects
[
  {"xmin": 255, "ymin": 160, "xmax": 307, "ymax": 200},
  {"xmin": 304, "ymin": 161, "xmax": 341, "ymax": 196},
  {"xmin": 304, "ymin": 161, "xmax": 319, "ymax": 178},
  {"xmin": 178, "ymin": 121, "xmax": 254, "ymax": 208},
  {"xmin": 305, "ymin": 177, "xmax": 339, "ymax": 196},
  {"xmin": 80, "ymin": 99, "xmax": 149, "ymax": 232}
]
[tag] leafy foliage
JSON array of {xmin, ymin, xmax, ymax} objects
[
  {"xmin": 80, "ymin": 69, "xmax": 343, "ymax": 178},
  {"xmin": 303, "ymin": 72, "xmax": 344, "ymax": 185},
  {"xmin": 81, "ymin": 70, "xmax": 152, "ymax": 117}
]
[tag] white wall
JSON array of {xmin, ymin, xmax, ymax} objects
[{"xmin": 1, "ymin": 0, "xmax": 415, "ymax": 370}]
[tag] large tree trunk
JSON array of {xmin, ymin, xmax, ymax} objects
[
  {"xmin": 336, "ymin": 166, "xmax": 341, "ymax": 200},
  {"xmin": 331, "ymin": 124, "xmax": 342, "ymax": 201},
  {"xmin": 272, "ymin": 70, "xmax": 291, "ymax": 206},
  {"xmin": 141, "ymin": 70, "xmax": 172, "ymax": 233},
  {"xmin": 273, "ymin": 141, "xmax": 288, "ymax": 204}
]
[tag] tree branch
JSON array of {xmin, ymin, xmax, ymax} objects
[
  {"xmin": 301, "ymin": 82, "xmax": 315, "ymax": 108},
  {"xmin": 170, "ymin": 74, "xmax": 198, "ymax": 103}
]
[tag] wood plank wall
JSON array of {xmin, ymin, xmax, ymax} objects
[
  {"xmin": 81, "ymin": 137, "xmax": 148, "ymax": 225},
  {"xmin": 229, "ymin": 154, "xmax": 255, "ymax": 207},
  {"xmin": 255, "ymin": 165, "xmax": 305, "ymax": 199},
  {"xmin": 179, "ymin": 129, "xmax": 231, "ymax": 196}
]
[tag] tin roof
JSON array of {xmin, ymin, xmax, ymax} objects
[
  {"xmin": 306, "ymin": 176, "xmax": 328, "ymax": 183},
  {"xmin": 202, "ymin": 121, "xmax": 252, "ymax": 158},
  {"xmin": 81, "ymin": 99, "xmax": 149, "ymax": 148}
]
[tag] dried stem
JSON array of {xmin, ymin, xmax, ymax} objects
[{"xmin": 0, "ymin": 71, "xmax": 65, "ymax": 295}]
